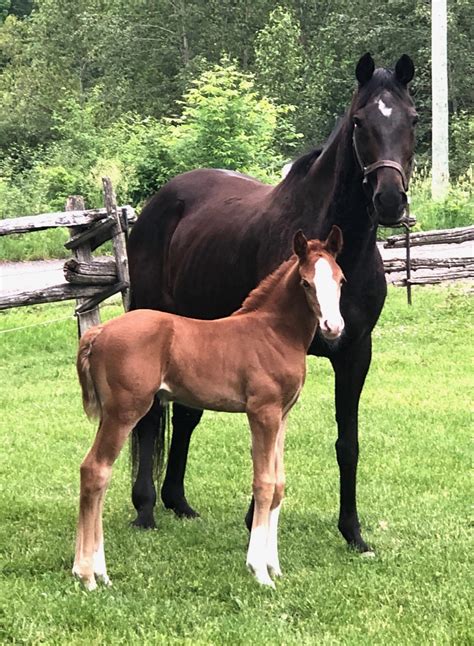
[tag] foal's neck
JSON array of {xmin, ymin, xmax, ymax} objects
[{"xmin": 239, "ymin": 259, "xmax": 317, "ymax": 351}]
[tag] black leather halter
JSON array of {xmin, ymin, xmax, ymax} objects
[{"xmin": 352, "ymin": 129, "xmax": 409, "ymax": 192}]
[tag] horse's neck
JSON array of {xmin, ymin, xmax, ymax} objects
[
  {"xmin": 305, "ymin": 121, "xmax": 378, "ymax": 264},
  {"xmin": 257, "ymin": 262, "xmax": 317, "ymax": 349}
]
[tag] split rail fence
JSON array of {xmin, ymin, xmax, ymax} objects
[
  {"xmin": 383, "ymin": 224, "xmax": 474, "ymax": 286},
  {"xmin": 1, "ymin": 197, "xmax": 473, "ymax": 332},
  {"xmin": 0, "ymin": 178, "xmax": 135, "ymax": 336}
]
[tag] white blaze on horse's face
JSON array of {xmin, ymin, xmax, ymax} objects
[
  {"xmin": 377, "ymin": 98, "xmax": 393, "ymax": 118},
  {"xmin": 313, "ymin": 256, "xmax": 344, "ymax": 339}
]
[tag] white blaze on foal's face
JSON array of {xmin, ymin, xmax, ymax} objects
[{"xmin": 313, "ymin": 256, "xmax": 344, "ymax": 339}]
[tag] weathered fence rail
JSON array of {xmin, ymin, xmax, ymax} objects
[
  {"xmin": 383, "ymin": 224, "xmax": 474, "ymax": 291},
  {"xmin": 384, "ymin": 225, "xmax": 474, "ymax": 248},
  {"xmin": 0, "ymin": 178, "xmax": 135, "ymax": 336}
]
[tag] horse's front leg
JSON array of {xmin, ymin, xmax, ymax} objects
[
  {"xmin": 330, "ymin": 334, "xmax": 374, "ymax": 554},
  {"xmin": 161, "ymin": 404, "xmax": 203, "ymax": 518}
]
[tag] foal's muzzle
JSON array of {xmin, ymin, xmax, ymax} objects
[{"xmin": 319, "ymin": 316, "xmax": 345, "ymax": 340}]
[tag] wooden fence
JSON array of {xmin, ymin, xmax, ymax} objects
[
  {"xmin": 1, "ymin": 203, "xmax": 472, "ymax": 331},
  {"xmin": 383, "ymin": 225, "xmax": 474, "ymax": 287},
  {"xmin": 0, "ymin": 178, "xmax": 135, "ymax": 336}
]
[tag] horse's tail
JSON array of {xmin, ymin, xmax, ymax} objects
[
  {"xmin": 77, "ymin": 326, "xmax": 104, "ymax": 421},
  {"xmin": 130, "ymin": 400, "xmax": 170, "ymax": 488}
]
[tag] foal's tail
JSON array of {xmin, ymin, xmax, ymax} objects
[{"xmin": 77, "ymin": 326, "xmax": 104, "ymax": 421}]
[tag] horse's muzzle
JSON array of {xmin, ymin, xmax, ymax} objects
[{"xmin": 374, "ymin": 188, "xmax": 408, "ymax": 227}]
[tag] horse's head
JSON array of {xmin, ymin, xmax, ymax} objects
[
  {"xmin": 293, "ymin": 226, "xmax": 345, "ymax": 340},
  {"xmin": 351, "ymin": 53, "xmax": 417, "ymax": 227}
]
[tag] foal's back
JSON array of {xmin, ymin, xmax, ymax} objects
[{"xmin": 85, "ymin": 307, "xmax": 306, "ymax": 415}]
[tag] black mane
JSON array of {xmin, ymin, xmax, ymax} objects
[{"xmin": 284, "ymin": 147, "xmax": 323, "ymax": 182}]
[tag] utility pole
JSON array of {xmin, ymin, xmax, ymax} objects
[{"xmin": 431, "ymin": 0, "xmax": 449, "ymax": 199}]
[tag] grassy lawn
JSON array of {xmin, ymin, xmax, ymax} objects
[{"xmin": 0, "ymin": 285, "xmax": 472, "ymax": 645}]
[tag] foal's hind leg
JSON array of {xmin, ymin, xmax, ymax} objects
[
  {"xmin": 74, "ymin": 410, "xmax": 142, "ymax": 589},
  {"xmin": 246, "ymin": 407, "xmax": 281, "ymax": 588}
]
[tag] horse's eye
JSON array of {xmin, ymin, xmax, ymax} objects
[
  {"xmin": 412, "ymin": 115, "xmax": 419, "ymax": 126},
  {"xmin": 302, "ymin": 279, "xmax": 311, "ymax": 289},
  {"xmin": 353, "ymin": 116, "xmax": 363, "ymax": 128}
]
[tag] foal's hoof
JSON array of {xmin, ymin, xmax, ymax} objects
[
  {"xmin": 247, "ymin": 564, "xmax": 276, "ymax": 589},
  {"xmin": 268, "ymin": 564, "xmax": 283, "ymax": 578},
  {"xmin": 73, "ymin": 569, "xmax": 97, "ymax": 591},
  {"xmin": 96, "ymin": 573, "xmax": 112, "ymax": 586}
]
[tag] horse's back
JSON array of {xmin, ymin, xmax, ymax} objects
[{"xmin": 128, "ymin": 169, "xmax": 277, "ymax": 317}]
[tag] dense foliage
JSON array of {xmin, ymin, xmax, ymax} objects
[{"xmin": 0, "ymin": 0, "xmax": 472, "ymax": 232}]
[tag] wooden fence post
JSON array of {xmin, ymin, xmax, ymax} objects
[
  {"xmin": 66, "ymin": 196, "xmax": 101, "ymax": 337},
  {"xmin": 102, "ymin": 177, "xmax": 131, "ymax": 312}
]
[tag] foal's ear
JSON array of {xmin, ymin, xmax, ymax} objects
[
  {"xmin": 395, "ymin": 54, "xmax": 415, "ymax": 86},
  {"xmin": 325, "ymin": 225, "xmax": 343, "ymax": 258},
  {"xmin": 293, "ymin": 230, "xmax": 308, "ymax": 260},
  {"xmin": 356, "ymin": 53, "xmax": 375, "ymax": 86}
]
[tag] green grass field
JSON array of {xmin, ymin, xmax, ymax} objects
[{"xmin": 0, "ymin": 285, "xmax": 472, "ymax": 645}]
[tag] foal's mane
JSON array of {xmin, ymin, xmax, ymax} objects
[{"xmin": 233, "ymin": 256, "xmax": 296, "ymax": 315}]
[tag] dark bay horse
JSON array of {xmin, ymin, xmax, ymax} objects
[
  {"xmin": 73, "ymin": 230, "xmax": 345, "ymax": 590},
  {"xmin": 127, "ymin": 53, "xmax": 417, "ymax": 553}
]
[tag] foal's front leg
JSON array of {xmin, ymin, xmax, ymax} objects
[
  {"xmin": 266, "ymin": 416, "xmax": 287, "ymax": 578},
  {"xmin": 246, "ymin": 407, "xmax": 281, "ymax": 588}
]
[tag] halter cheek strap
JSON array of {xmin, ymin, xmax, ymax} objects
[{"xmin": 352, "ymin": 130, "xmax": 409, "ymax": 192}]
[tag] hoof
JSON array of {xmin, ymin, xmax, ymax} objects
[
  {"xmin": 268, "ymin": 564, "xmax": 282, "ymax": 578},
  {"xmin": 96, "ymin": 573, "xmax": 112, "ymax": 586},
  {"xmin": 73, "ymin": 569, "xmax": 97, "ymax": 591},
  {"xmin": 247, "ymin": 564, "xmax": 276, "ymax": 589},
  {"xmin": 162, "ymin": 494, "xmax": 200, "ymax": 519},
  {"xmin": 131, "ymin": 512, "xmax": 156, "ymax": 529},
  {"xmin": 361, "ymin": 550, "xmax": 376, "ymax": 558}
]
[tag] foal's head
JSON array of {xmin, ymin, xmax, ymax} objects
[{"xmin": 293, "ymin": 226, "xmax": 345, "ymax": 340}]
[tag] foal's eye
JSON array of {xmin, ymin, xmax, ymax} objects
[{"xmin": 353, "ymin": 116, "xmax": 363, "ymax": 128}]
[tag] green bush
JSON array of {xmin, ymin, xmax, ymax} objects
[{"xmin": 409, "ymin": 167, "xmax": 473, "ymax": 231}]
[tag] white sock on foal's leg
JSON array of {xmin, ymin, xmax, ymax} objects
[
  {"xmin": 93, "ymin": 540, "xmax": 111, "ymax": 586},
  {"xmin": 246, "ymin": 525, "xmax": 275, "ymax": 588},
  {"xmin": 266, "ymin": 504, "xmax": 282, "ymax": 578}
]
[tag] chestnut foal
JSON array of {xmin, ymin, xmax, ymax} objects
[{"xmin": 73, "ymin": 226, "xmax": 345, "ymax": 590}]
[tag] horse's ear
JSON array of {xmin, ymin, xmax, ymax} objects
[
  {"xmin": 293, "ymin": 230, "xmax": 308, "ymax": 260},
  {"xmin": 325, "ymin": 225, "xmax": 343, "ymax": 258},
  {"xmin": 356, "ymin": 53, "xmax": 375, "ymax": 86},
  {"xmin": 395, "ymin": 54, "xmax": 415, "ymax": 86}
]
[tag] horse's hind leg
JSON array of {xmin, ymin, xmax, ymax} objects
[
  {"xmin": 74, "ymin": 410, "xmax": 139, "ymax": 589},
  {"xmin": 131, "ymin": 397, "xmax": 163, "ymax": 528},
  {"xmin": 161, "ymin": 404, "xmax": 203, "ymax": 518}
]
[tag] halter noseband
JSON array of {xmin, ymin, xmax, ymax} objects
[{"xmin": 352, "ymin": 129, "xmax": 409, "ymax": 192}]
